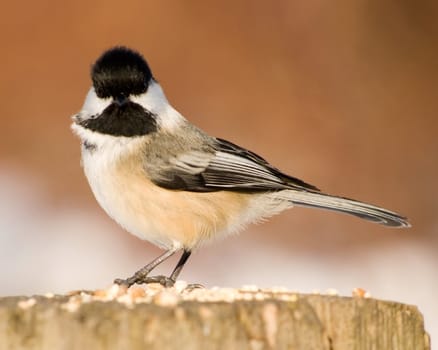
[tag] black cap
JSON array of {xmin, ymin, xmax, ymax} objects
[{"xmin": 91, "ymin": 46, "xmax": 153, "ymax": 98}]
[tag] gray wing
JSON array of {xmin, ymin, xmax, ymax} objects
[
  {"xmin": 150, "ymin": 138, "xmax": 319, "ymax": 193},
  {"xmin": 146, "ymin": 137, "xmax": 411, "ymax": 227}
]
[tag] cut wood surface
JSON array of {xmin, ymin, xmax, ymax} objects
[{"xmin": 0, "ymin": 284, "xmax": 430, "ymax": 350}]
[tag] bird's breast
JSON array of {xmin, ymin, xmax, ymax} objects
[{"xmin": 81, "ymin": 144, "xmax": 257, "ymax": 249}]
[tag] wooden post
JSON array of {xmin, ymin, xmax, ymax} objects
[{"xmin": 0, "ymin": 285, "xmax": 430, "ymax": 350}]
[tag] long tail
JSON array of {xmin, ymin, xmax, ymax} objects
[{"xmin": 285, "ymin": 190, "xmax": 410, "ymax": 228}]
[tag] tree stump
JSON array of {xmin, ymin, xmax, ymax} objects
[{"xmin": 0, "ymin": 284, "xmax": 430, "ymax": 350}]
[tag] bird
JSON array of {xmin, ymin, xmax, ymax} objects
[{"xmin": 71, "ymin": 46, "xmax": 410, "ymax": 288}]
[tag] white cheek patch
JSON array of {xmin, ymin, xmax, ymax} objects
[
  {"xmin": 130, "ymin": 81, "xmax": 168, "ymax": 114},
  {"xmin": 80, "ymin": 87, "xmax": 112, "ymax": 119},
  {"xmin": 130, "ymin": 81, "xmax": 185, "ymax": 131}
]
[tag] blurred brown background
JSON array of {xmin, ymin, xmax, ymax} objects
[{"xmin": 0, "ymin": 0, "xmax": 437, "ymax": 336}]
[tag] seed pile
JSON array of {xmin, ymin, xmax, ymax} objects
[{"xmin": 16, "ymin": 282, "xmax": 370, "ymax": 312}]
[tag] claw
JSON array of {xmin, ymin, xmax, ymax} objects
[{"xmin": 184, "ymin": 283, "xmax": 204, "ymax": 291}]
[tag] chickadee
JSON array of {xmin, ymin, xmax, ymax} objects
[{"xmin": 71, "ymin": 46, "xmax": 410, "ymax": 287}]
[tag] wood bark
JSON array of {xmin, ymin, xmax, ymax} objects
[{"xmin": 0, "ymin": 293, "xmax": 430, "ymax": 350}]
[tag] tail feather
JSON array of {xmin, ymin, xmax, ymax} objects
[{"xmin": 286, "ymin": 190, "xmax": 410, "ymax": 228}]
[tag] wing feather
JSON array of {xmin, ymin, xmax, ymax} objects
[{"xmin": 150, "ymin": 137, "xmax": 319, "ymax": 193}]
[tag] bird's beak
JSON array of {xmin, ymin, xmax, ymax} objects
[{"xmin": 114, "ymin": 94, "xmax": 129, "ymax": 106}]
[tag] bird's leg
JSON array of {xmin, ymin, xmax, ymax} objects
[
  {"xmin": 169, "ymin": 249, "xmax": 191, "ymax": 282},
  {"xmin": 142, "ymin": 250, "xmax": 203, "ymax": 289},
  {"xmin": 134, "ymin": 250, "xmax": 193, "ymax": 288},
  {"xmin": 165, "ymin": 250, "xmax": 203, "ymax": 289},
  {"xmin": 114, "ymin": 248, "xmax": 179, "ymax": 287}
]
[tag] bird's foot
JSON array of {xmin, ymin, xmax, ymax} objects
[
  {"xmin": 140, "ymin": 275, "xmax": 176, "ymax": 287},
  {"xmin": 114, "ymin": 276, "xmax": 138, "ymax": 288},
  {"xmin": 114, "ymin": 274, "xmax": 204, "ymax": 290},
  {"xmin": 114, "ymin": 269, "xmax": 151, "ymax": 287},
  {"xmin": 114, "ymin": 274, "xmax": 176, "ymax": 288}
]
